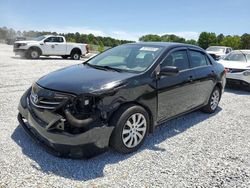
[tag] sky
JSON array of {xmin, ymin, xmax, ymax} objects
[{"xmin": 0, "ymin": 0, "xmax": 250, "ymax": 41}]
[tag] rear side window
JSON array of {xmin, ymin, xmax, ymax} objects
[
  {"xmin": 189, "ymin": 50, "xmax": 209, "ymax": 68},
  {"xmin": 57, "ymin": 37, "xmax": 64, "ymax": 43},
  {"xmin": 161, "ymin": 50, "xmax": 189, "ymax": 71}
]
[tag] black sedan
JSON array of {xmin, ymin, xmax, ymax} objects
[{"xmin": 18, "ymin": 42, "xmax": 226, "ymax": 158}]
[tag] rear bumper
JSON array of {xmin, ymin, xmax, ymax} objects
[
  {"xmin": 226, "ymin": 71, "xmax": 250, "ymax": 84},
  {"xmin": 17, "ymin": 90, "xmax": 114, "ymax": 158}
]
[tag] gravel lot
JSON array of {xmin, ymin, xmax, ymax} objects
[{"xmin": 0, "ymin": 43, "xmax": 250, "ymax": 188}]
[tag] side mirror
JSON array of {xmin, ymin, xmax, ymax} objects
[{"xmin": 160, "ymin": 66, "xmax": 179, "ymax": 76}]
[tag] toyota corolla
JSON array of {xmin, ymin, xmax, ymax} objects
[{"xmin": 18, "ymin": 42, "xmax": 226, "ymax": 158}]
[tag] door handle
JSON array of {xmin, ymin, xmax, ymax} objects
[{"xmin": 55, "ymin": 44, "xmax": 58, "ymax": 45}]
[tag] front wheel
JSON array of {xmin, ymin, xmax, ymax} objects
[
  {"xmin": 201, "ymin": 86, "xmax": 221, "ymax": 113},
  {"xmin": 110, "ymin": 105, "xmax": 149, "ymax": 154},
  {"xmin": 28, "ymin": 49, "xmax": 40, "ymax": 59}
]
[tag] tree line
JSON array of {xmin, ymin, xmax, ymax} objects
[
  {"xmin": 0, "ymin": 27, "xmax": 134, "ymax": 49},
  {"xmin": 1, "ymin": 27, "xmax": 250, "ymax": 50},
  {"xmin": 139, "ymin": 32, "xmax": 250, "ymax": 50}
]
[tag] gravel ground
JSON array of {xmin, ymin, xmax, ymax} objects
[{"xmin": 0, "ymin": 43, "xmax": 250, "ymax": 188}]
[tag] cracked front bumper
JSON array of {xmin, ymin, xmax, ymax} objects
[{"xmin": 17, "ymin": 89, "xmax": 114, "ymax": 158}]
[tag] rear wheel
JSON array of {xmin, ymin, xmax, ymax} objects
[
  {"xmin": 110, "ymin": 105, "xmax": 149, "ymax": 154},
  {"xmin": 201, "ymin": 86, "xmax": 221, "ymax": 113},
  {"xmin": 70, "ymin": 51, "xmax": 81, "ymax": 60}
]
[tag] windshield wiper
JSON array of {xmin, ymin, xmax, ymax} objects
[
  {"xmin": 100, "ymin": 66, "xmax": 123, "ymax": 72},
  {"xmin": 83, "ymin": 62, "xmax": 123, "ymax": 72}
]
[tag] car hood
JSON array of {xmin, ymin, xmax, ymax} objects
[
  {"xmin": 36, "ymin": 64, "xmax": 136, "ymax": 95},
  {"xmin": 218, "ymin": 60, "xmax": 250, "ymax": 69},
  {"xmin": 15, "ymin": 40, "xmax": 39, "ymax": 44}
]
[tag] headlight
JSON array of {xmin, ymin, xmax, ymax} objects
[
  {"xmin": 243, "ymin": 70, "xmax": 250, "ymax": 76},
  {"xmin": 20, "ymin": 43, "xmax": 27, "ymax": 46}
]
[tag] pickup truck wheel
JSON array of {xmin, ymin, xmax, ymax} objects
[
  {"xmin": 71, "ymin": 52, "xmax": 80, "ymax": 60},
  {"xmin": 110, "ymin": 104, "xmax": 149, "ymax": 154},
  {"xmin": 28, "ymin": 49, "xmax": 40, "ymax": 59}
]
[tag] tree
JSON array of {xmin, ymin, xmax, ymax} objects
[
  {"xmin": 98, "ymin": 41, "xmax": 105, "ymax": 52},
  {"xmin": 240, "ymin": 33, "xmax": 250, "ymax": 49},
  {"xmin": 161, "ymin": 34, "xmax": 186, "ymax": 43},
  {"xmin": 221, "ymin": 35, "xmax": 241, "ymax": 49},
  {"xmin": 198, "ymin": 32, "xmax": 217, "ymax": 49},
  {"xmin": 185, "ymin": 39, "xmax": 197, "ymax": 45},
  {"xmin": 217, "ymin": 33, "xmax": 224, "ymax": 45},
  {"xmin": 139, "ymin": 34, "xmax": 161, "ymax": 42},
  {"xmin": 0, "ymin": 27, "xmax": 7, "ymax": 39}
]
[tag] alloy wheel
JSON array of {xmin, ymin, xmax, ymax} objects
[
  {"xmin": 31, "ymin": 50, "xmax": 38, "ymax": 59},
  {"xmin": 122, "ymin": 113, "xmax": 147, "ymax": 148},
  {"xmin": 73, "ymin": 53, "xmax": 80, "ymax": 60},
  {"xmin": 210, "ymin": 90, "xmax": 220, "ymax": 111}
]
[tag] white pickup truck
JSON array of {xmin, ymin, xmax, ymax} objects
[{"xmin": 13, "ymin": 35, "xmax": 89, "ymax": 60}]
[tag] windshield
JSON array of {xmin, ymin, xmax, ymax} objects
[
  {"xmin": 223, "ymin": 52, "xmax": 249, "ymax": 62},
  {"xmin": 86, "ymin": 44, "xmax": 164, "ymax": 73},
  {"xmin": 206, "ymin": 46, "xmax": 225, "ymax": 53},
  {"xmin": 33, "ymin": 36, "xmax": 46, "ymax": 41}
]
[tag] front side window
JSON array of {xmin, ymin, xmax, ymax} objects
[
  {"xmin": 87, "ymin": 45, "xmax": 164, "ymax": 73},
  {"xmin": 44, "ymin": 37, "xmax": 63, "ymax": 43},
  {"xmin": 190, "ymin": 50, "xmax": 209, "ymax": 68},
  {"xmin": 161, "ymin": 50, "xmax": 189, "ymax": 71}
]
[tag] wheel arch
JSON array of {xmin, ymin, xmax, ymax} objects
[
  {"xmin": 215, "ymin": 82, "xmax": 223, "ymax": 100},
  {"xmin": 108, "ymin": 101, "xmax": 155, "ymax": 134},
  {"xmin": 70, "ymin": 48, "xmax": 82, "ymax": 55}
]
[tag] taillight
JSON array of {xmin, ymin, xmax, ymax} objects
[{"xmin": 85, "ymin": 44, "xmax": 89, "ymax": 54}]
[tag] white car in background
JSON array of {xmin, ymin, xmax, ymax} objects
[
  {"xmin": 13, "ymin": 35, "xmax": 89, "ymax": 60},
  {"xmin": 206, "ymin": 46, "xmax": 232, "ymax": 60},
  {"xmin": 218, "ymin": 50, "xmax": 250, "ymax": 86}
]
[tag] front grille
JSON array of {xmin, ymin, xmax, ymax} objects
[
  {"xmin": 29, "ymin": 83, "xmax": 73, "ymax": 110},
  {"xmin": 14, "ymin": 43, "xmax": 21, "ymax": 48},
  {"xmin": 226, "ymin": 68, "xmax": 246, "ymax": 73}
]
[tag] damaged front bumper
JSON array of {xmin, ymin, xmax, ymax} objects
[{"xmin": 17, "ymin": 88, "xmax": 114, "ymax": 158}]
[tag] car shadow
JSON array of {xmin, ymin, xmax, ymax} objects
[{"xmin": 11, "ymin": 107, "xmax": 221, "ymax": 181}]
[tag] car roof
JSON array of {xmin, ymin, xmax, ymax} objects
[
  {"xmin": 44, "ymin": 35, "xmax": 63, "ymax": 37},
  {"xmin": 127, "ymin": 42, "xmax": 203, "ymax": 50},
  {"xmin": 207, "ymin": 46, "xmax": 229, "ymax": 48},
  {"xmin": 232, "ymin": 50, "xmax": 250, "ymax": 54}
]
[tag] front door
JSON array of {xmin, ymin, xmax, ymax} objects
[
  {"xmin": 157, "ymin": 48, "xmax": 197, "ymax": 122},
  {"xmin": 43, "ymin": 37, "xmax": 66, "ymax": 55}
]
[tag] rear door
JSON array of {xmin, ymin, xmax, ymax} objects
[
  {"xmin": 157, "ymin": 48, "xmax": 198, "ymax": 122},
  {"xmin": 188, "ymin": 49, "xmax": 216, "ymax": 106}
]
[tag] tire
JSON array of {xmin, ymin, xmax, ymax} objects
[
  {"xmin": 110, "ymin": 104, "xmax": 150, "ymax": 154},
  {"xmin": 70, "ymin": 51, "xmax": 81, "ymax": 60},
  {"xmin": 28, "ymin": 48, "xmax": 40, "ymax": 59},
  {"xmin": 201, "ymin": 86, "xmax": 221, "ymax": 113},
  {"xmin": 61, "ymin": 55, "xmax": 69, "ymax": 59}
]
